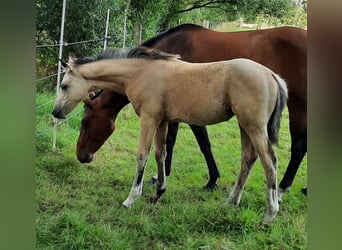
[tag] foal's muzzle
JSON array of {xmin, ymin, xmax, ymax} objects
[{"xmin": 52, "ymin": 107, "xmax": 66, "ymax": 119}]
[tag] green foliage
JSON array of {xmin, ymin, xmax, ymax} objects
[
  {"xmin": 36, "ymin": 0, "xmax": 113, "ymax": 91},
  {"xmin": 36, "ymin": 0, "xmax": 306, "ymax": 92},
  {"xmin": 36, "ymin": 92, "xmax": 307, "ymax": 249},
  {"xmin": 239, "ymin": 0, "xmax": 296, "ymax": 23}
]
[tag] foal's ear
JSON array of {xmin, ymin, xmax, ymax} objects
[
  {"xmin": 68, "ymin": 53, "xmax": 76, "ymax": 63},
  {"xmin": 59, "ymin": 59, "xmax": 74, "ymax": 73}
]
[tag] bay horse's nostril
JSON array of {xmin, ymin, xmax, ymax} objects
[{"xmin": 77, "ymin": 151, "xmax": 94, "ymax": 163}]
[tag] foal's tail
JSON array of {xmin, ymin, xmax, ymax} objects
[{"xmin": 268, "ymin": 73, "xmax": 288, "ymax": 145}]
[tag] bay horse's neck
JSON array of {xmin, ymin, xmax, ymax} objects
[{"xmin": 79, "ymin": 59, "xmax": 146, "ymax": 95}]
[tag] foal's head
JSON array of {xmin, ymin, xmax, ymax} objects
[
  {"xmin": 52, "ymin": 57, "xmax": 89, "ymax": 119},
  {"xmin": 76, "ymin": 90, "xmax": 129, "ymax": 163}
]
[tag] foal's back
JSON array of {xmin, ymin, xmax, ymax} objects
[{"xmin": 153, "ymin": 58, "xmax": 278, "ymax": 126}]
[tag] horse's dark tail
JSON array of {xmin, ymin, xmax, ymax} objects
[{"xmin": 268, "ymin": 73, "xmax": 288, "ymax": 145}]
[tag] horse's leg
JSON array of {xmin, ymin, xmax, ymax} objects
[
  {"xmin": 278, "ymin": 129, "xmax": 307, "ymax": 201},
  {"xmin": 148, "ymin": 122, "xmax": 179, "ymax": 184},
  {"xmin": 150, "ymin": 121, "xmax": 168, "ymax": 204},
  {"xmin": 122, "ymin": 116, "xmax": 158, "ymax": 208},
  {"xmin": 249, "ymin": 131, "xmax": 279, "ymax": 224},
  {"xmin": 278, "ymin": 98, "xmax": 307, "ymax": 200},
  {"xmin": 228, "ymin": 126, "xmax": 258, "ymax": 205},
  {"xmin": 165, "ymin": 122, "xmax": 179, "ymax": 176},
  {"xmin": 189, "ymin": 125, "xmax": 220, "ymax": 190}
]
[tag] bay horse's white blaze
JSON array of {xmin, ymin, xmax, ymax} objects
[{"xmin": 52, "ymin": 47, "xmax": 287, "ymax": 223}]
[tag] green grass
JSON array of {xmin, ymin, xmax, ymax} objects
[{"xmin": 36, "ymin": 91, "xmax": 307, "ymax": 249}]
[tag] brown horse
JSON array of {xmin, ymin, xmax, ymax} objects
[
  {"xmin": 76, "ymin": 24, "xmax": 307, "ymax": 198},
  {"xmin": 52, "ymin": 47, "xmax": 287, "ymax": 223},
  {"xmin": 77, "ymin": 90, "xmax": 129, "ymax": 163}
]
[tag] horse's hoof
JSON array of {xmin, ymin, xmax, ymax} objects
[
  {"xmin": 301, "ymin": 187, "xmax": 307, "ymax": 196},
  {"xmin": 204, "ymin": 183, "xmax": 218, "ymax": 191},
  {"xmin": 149, "ymin": 196, "xmax": 159, "ymax": 204},
  {"xmin": 147, "ymin": 176, "xmax": 158, "ymax": 185}
]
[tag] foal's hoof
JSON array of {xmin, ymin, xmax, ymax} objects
[
  {"xmin": 263, "ymin": 210, "xmax": 278, "ymax": 224},
  {"xmin": 228, "ymin": 195, "xmax": 240, "ymax": 206},
  {"xmin": 263, "ymin": 216, "xmax": 276, "ymax": 224},
  {"xmin": 277, "ymin": 187, "xmax": 290, "ymax": 203},
  {"xmin": 122, "ymin": 200, "xmax": 132, "ymax": 208},
  {"xmin": 301, "ymin": 187, "xmax": 307, "ymax": 196}
]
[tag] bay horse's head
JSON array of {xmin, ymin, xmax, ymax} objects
[
  {"xmin": 52, "ymin": 56, "xmax": 89, "ymax": 119},
  {"xmin": 76, "ymin": 90, "xmax": 129, "ymax": 163}
]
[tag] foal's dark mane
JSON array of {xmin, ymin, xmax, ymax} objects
[{"xmin": 74, "ymin": 46, "xmax": 179, "ymax": 65}]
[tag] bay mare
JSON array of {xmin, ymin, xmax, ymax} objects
[
  {"xmin": 76, "ymin": 24, "xmax": 307, "ymax": 197},
  {"xmin": 52, "ymin": 47, "xmax": 287, "ymax": 223}
]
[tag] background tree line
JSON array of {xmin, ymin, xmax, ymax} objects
[{"xmin": 36, "ymin": 0, "xmax": 306, "ymax": 91}]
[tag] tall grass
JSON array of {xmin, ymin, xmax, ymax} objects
[{"xmin": 36, "ymin": 92, "xmax": 307, "ymax": 249}]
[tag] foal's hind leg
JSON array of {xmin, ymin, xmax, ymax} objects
[
  {"xmin": 228, "ymin": 126, "xmax": 258, "ymax": 205},
  {"xmin": 150, "ymin": 121, "xmax": 168, "ymax": 204},
  {"xmin": 249, "ymin": 132, "xmax": 279, "ymax": 223},
  {"xmin": 148, "ymin": 122, "xmax": 179, "ymax": 184}
]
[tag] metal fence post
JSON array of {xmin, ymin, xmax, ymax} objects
[
  {"xmin": 52, "ymin": 0, "xmax": 66, "ymax": 150},
  {"xmin": 123, "ymin": 0, "xmax": 130, "ymax": 49},
  {"xmin": 103, "ymin": 9, "xmax": 110, "ymax": 50}
]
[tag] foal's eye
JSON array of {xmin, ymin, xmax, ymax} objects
[{"xmin": 60, "ymin": 84, "xmax": 68, "ymax": 90}]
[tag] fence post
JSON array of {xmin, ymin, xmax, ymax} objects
[
  {"xmin": 123, "ymin": 13, "xmax": 127, "ymax": 49},
  {"xmin": 52, "ymin": 0, "xmax": 67, "ymax": 150},
  {"xmin": 123, "ymin": 0, "xmax": 130, "ymax": 49},
  {"xmin": 139, "ymin": 24, "xmax": 142, "ymax": 45},
  {"xmin": 103, "ymin": 9, "xmax": 110, "ymax": 50},
  {"xmin": 134, "ymin": 23, "xmax": 142, "ymax": 46}
]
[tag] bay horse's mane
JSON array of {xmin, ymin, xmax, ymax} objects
[
  {"xmin": 142, "ymin": 24, "xmax": 202, "ymax": 47},
  {"xmin": 74, "ymin": 46, "xmax": 180, "ymax": 66}
]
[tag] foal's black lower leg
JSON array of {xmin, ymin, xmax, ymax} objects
[
  {"xmin": 279, "ymin": 133, "xmax": 307, "ymax": 196},
  {"xmin": 189, "ymin": 125, "xmax": 220, "ymax": 190}
]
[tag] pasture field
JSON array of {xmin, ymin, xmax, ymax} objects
[{"xmin": 36, "ymin": 91, "xmax": 307, "ymax": 249}]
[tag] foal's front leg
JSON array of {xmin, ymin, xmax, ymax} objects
[
  {"xmin": 150, "ymin": 121, "xmax": 168, "ymax": 204},
  {"xmin": 122, "ymin": 117, "xmax": 158, "ymax": 208}
]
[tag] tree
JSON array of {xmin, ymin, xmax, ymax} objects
[
  {"xmin": 36, "ymin": 0, "xmax": 305, "ymax": 91},
  {"xmin": 36, "ymin": 0, "xmax": 125, "ymax": 90}
]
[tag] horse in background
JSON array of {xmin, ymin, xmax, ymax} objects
[{"xmin": 76, "ymin": 24, "xmax": 307, "ymax": 198}]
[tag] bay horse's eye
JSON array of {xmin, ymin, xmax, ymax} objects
[{"xmin": 81, "ymin": 118, "xmax": 88, "ymax": 127}]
